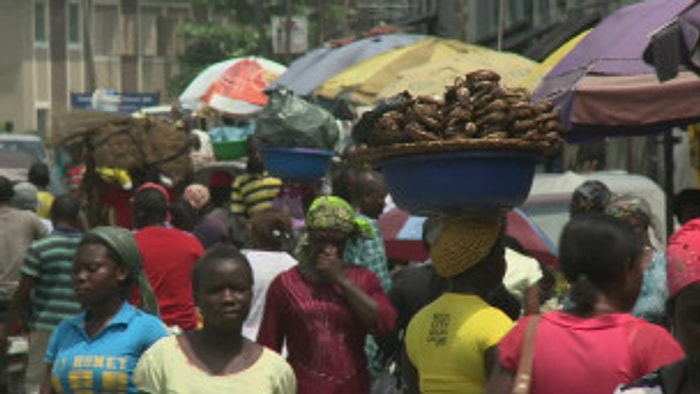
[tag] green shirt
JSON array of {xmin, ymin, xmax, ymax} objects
[{"xmin": 22, "ymin": 228, "xmax": 83, "ymax": 331}]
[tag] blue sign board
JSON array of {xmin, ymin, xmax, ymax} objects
[{"xmin": 70, "ymin": 92, "xmax": 160, "ymax": 114}]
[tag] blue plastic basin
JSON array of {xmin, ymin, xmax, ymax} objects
[
  {"xmin": 262, "ymin": 147, "xmax": 335, "ymax": 181},
  {"xmin": 379, "ymin": 150, "xmax": 538, "ymax": 215}
]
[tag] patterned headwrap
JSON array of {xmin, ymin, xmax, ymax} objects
[
  {"xmin": 296, "ymin": 196, "xmax": 373, "ymax": 268},
  {"xmin": 666, "ymin": 218, "xmax": 700, "ymax": 298},
  {"xmin": 184, "ymin": 184, "xmax": 211, "ymax": 210},
  {"xmin": 570, "ymin": 180, "xmax": 611, "ymax": 216},
  {"xmin": 86, "ymin": 226, "xmax": 160, "ymax": 316},
  {"xmin": 606, "ymin": 194, "xmax": 661, "ymax": 245},
  {"xmin": 430, "ymin": 215, "xmax": 502, "ymax": 278},
  {"xmin": 306, "ymin": 196, "xmax": 374, "ymax": 239}
]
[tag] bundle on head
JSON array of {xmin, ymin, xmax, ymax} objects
[{"xmin": 53, "ymin": 111, "xmax": 194, "ymax": 184}]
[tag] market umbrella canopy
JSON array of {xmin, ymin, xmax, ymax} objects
[
  {"xmin": 270, "ymin": 34, "xmax": 423, "ymax": 96},
  {"xmin": 534, "ymin": 0, "xmax": 700, "ymax": 140},
  {"xmin": 519, "ymin": 30, "xmax": 590, "ymax": 92},
  {"xmin": 315, "ymin": 37, "xmax": 538, "ymax": 105},
  {"xmin": 378, "ymin": 46, "xmax": 537, "ymax": 100},
  {"xmin": 379, "ymin": 206, "xmax": 558, "ymax": 267},
  {"xmin": 645, "ymin": 1, "xmax": 700, "ymax": 82},
  {"xmin": 179, "ymin": 57, "xmax": 287, "ymax": 115}
]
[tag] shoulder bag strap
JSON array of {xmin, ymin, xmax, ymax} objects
[{"xmin": 511, "ymin": 315, "xmax": 542, "ymax": 394}]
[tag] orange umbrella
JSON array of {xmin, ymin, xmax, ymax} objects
[{"xmin": 180, "ymin": 57, "xmax": 286, "ymax": 115}]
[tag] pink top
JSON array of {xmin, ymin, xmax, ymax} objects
[{"xmin": 499, "ymin": 312, "xmax": 684, "ymax": 394}]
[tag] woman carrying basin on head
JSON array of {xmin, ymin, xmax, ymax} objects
[{"xmin": 402, "ymin": 214, "xmax": 515, "ymax": 394}]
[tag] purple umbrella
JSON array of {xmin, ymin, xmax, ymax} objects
[
  {"xmin": 270, "ymin": 34, "xmax": 423, "ymax": 96},
  {"xmin": 534, "ymin": 0, "xmax": 700, "ymax": 141},
  {"xmin": 645, "ymin": 1, "xmax": 700, "ymax": 81}
]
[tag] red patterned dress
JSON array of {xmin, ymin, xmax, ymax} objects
[{"xmin": 257, "ymin": 266, "xmax": 397, "ymax": 394}]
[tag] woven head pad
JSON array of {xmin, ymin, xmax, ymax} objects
[{"xmin": 431, "ymin": 215, "xmax": 502, "ymax": 278}]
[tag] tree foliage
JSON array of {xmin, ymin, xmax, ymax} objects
[
  {"xmin": 167, "ymin": 0, "xmax": 260, "ymax": 96},
  {"xmin": 168, "ymin": 0, "xmax": 354, "ymax": 97}
]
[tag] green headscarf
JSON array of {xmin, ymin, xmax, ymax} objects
[
  {"xmin": 86, "ymin": 226, "xmax": 160, "ymax": 317},
  {"xmin": 306, "ymin": 196, "xmax": 374, "ymax": 238},
  {"xmin": 296, "ymin": 196, "xmax": 374, "ymax": 267}
]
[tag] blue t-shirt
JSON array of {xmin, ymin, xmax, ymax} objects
[{"xmin": 45, "ymin": 302, "xmax": 168, "ymax": 394}]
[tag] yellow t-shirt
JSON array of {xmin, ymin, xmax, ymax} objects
[
  {"xmin": 134, "ymin": 336, "xmax": 296, "ymax": 394},
  {"xmin": 405, "ymin": 293, "xmax": 513, "ymax": 394},
  {"xmin": 37, "ymin": 191, "xmax": 54, "ymax": 219}
]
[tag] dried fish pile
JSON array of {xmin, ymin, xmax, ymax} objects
[{"xmin": 354, "ymin": 70, "xmax": 562, "ymax": 154}]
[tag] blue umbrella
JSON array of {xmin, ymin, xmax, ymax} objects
[{"xmin": 270, "ymin": 34, "xmax": 424, "ymax": 96}]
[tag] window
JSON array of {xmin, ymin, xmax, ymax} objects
[
  {"xmin": 157, "ymin": 16, "xmax": 177, "ymax": 57},
  {"xmin": 36, "ymin": 108, "xmax": 49, "ymax": 137},
  {"xmin": 140, "ymin": 8, "xmax": 159, "ymax": 56},
  {"xmin": 509, "ymin": 0, "xmax": 522, "ymax": 23},
  {"xmin": 35, "ymin": 2, "xmax": 47, "ymax": 43},
  {"xmin": 69, "ymin": 3, "xmax": 81, "ymax": 44},
  {"xmin": 93, "ymin": 5, "xmax": 119, "ymax": 55}
]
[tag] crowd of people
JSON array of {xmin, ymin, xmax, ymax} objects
[{"xmin": 2, "ymin": 141, "xmax": 700, "ymax": 394}]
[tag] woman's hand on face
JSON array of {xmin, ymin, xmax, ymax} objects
[{"xmin": 315, "ymin": 245, "xmax": 345, "ymax": 283}]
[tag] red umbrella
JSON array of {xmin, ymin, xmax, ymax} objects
[{"xmin": 378, "ymin": 207, "xmax": 559, "ymax": 267}]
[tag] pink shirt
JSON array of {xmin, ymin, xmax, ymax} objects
[{"xmin": 499, "ymin": 312, "xmax": 684, "ymax": 394}]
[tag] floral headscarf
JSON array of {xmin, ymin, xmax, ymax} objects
[
  {"xmin": 306, "ymin": 196, "xmax": 373, "ymax": 239},
  {"xmin": 606, "ymin": 194, "xmax": 662, "ymax": 246},
  {"xmin": 296, "ymin": 196, "xmax": 373, "ymax": 268}
]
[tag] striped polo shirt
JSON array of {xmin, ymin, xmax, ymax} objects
[
  {"xmin": 230, "ymin": 172, "xmax": 282, "ymax": 218},
  {"xmin": 21, "ymin": 228, "xmax": 83, "ymax": 331}
]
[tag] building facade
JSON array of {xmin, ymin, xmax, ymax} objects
[
  {"xmin": 0, "ymin": 0, "xmax": 196, "ymax": 134},
  {"xmin": 354, "ymin": 0, "xmax": 639, "ymax": 57}
]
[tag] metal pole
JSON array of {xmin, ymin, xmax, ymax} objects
[
  {"xmin": 285, "ymin": 0, "xmax": 292, "ymax": 63},
  {"xmin": 253, "ymin": 0, "xmax": 268, "ymax": 56},
  {"xmin": 497, "ymin": 0, "xmax": 505, "ymax": 50},
  {"xmin": 82, "ymin": 0, "xmax": 96, "ymax": 91},
  {"xmin": 318, "ymin": 0, "xmax": 325, "ymax": 44},
  {"xmin": 664, "ymin": 130, "xmax": 675, "ymax": 240}
]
